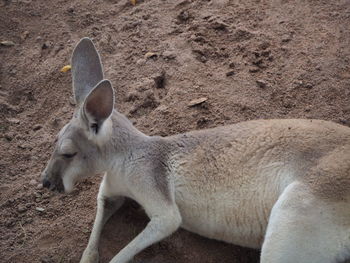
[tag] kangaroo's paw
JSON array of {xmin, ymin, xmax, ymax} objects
[{"xmin": 80, "ymin": 248, "xmax": 99, "ymax": 263}]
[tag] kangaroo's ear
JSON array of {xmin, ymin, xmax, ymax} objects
[
  {"xmin": 72, "ymin": 37, "xmax": 104, "ymax": 105},
  {"xmin": 82, "ymin": 79, "xmax": 114, "ymax": 134}
]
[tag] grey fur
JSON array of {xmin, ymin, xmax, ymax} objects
[
  {"xmin": 41, "ymin": 38, "xmax": 350, "ymax": 263},
  {"xmin": 72, "ymin": 38, "xmax": 104, "ymax": 104}
]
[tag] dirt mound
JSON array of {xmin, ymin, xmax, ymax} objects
[{"xmin": 1, "ymin": 0, "xmax": 350, "ymax": 262}]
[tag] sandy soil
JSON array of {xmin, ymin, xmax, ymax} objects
[{"xmin": 1, "ymin": 0, "xmax": 350, "ymax": 262}]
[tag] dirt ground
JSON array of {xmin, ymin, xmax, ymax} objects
[{"xmin": 1, "ymin": 0, "xmax": 350, "ymax": 262}]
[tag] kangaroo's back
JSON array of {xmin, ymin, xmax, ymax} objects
[{"xmin": 165, "ymin": 119, "xmax": 350, "ymax": 248}]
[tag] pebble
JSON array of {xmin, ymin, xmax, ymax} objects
[
  {"xmin": 155, "ymin": 105, "xmax": 169, "ymax": 113},
  {"xmin": 226, "ymin": 71, "xmax": 234, "ymax": 77},
  {"xmin": 177, "ymin": 10, "xmax": 190, "ymax": 22},
  {"xmin": 29, "ymin": 179, "xmax": 37, "ymax": 186},
  {"xmin": 249, "ymin": 67, "xmax": 260, "ymax": 73},
  {"xmin": 25, "ymin": 217, "xmax": 33, "ymax": 224},
  {"xmin": 41, "ymin": 42, "xmax": 50, "ymax": 49},
  {"xmin": 136, "ymin": 58, "xmax": 146, "ymax": 65},
  {"xmin": 5, "ymin": 219, "xmax": 16, "ymax": 227},
  {"xmin": 256, "ymin": 80, "xmax": 267, "ymax": 89},
  {"xmin": 17, "ymin": 205, "xmax": 27, "ymax": 213},
  {"xmin": 4, "ymin": 133, "xmax": 13, "ymax": 141},
  {"xmin": 69, "ymin": 96, "xmax": 76, "ymax": 106},
  {"xmin": 126, "ymin": 91, "xmax": 139, "ymax": 102},
  {"xmin": 153, "ymin": 71, "xmax": 165, "ymax": 89},
  {"xmin": 62, "ymin": 106, "xmax": 70, "ymax": 113},
  {"xmin": 339, "ymin": 118, "xmax": 348, "ymax": 125},
  {"xmin": 162, "ymin": 50, "xmax": 176, "ymax": 60},
  {"xmin": 188, "ymin": 97, "xmax": 208, "ymax": 107},
  {"xmin": 35, "ymin": 207, "xmax": 45, "ymax": 212},
  {"xmin": 211, "ymin": 21, "xmax": 229, "ymax": 31},
  {"xmin": 0, "ymin": 41, "xmax": 15, "ymax": 47},
  {"xmin": 8, "ymin": 118, "xmax": 20, "ymax": 124},
  {"xmin": 281, "ymin": 35, "xmax": 292, "ymax": 43},
  {"xmin": 21, "ymin": 31, "xmax": 29, "ymax": 40},
  {"xmin": 33, "ymin": 124, "xmax": 42, "ymax": 131},
  {"xmin": 304, "ymin": 83, "xmax": 313, "ymax": 89}
]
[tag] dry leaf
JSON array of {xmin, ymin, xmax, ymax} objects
[
  {"xmin": 144, "ymin": 52, "xmax": 157, "ymax": 59},
  {"xmin": 130, "ymin": 0, "xmax": 137, "ymax": 6},
  {"xmin": 188, "ymin": 97, "xmax": 208, "ymax": 107},
  {"xmin": 60, "ymin": 65, "xmax": 72, "ymax": 73}
]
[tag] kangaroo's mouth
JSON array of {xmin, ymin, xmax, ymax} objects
[{"xmin": 42, "ymin": 177, "xmax": 64, "ymax": 193}]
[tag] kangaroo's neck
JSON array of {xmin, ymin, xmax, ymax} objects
[{"xmin": 102, "ymin": 110, "xmax": 149, "ymax": 161}]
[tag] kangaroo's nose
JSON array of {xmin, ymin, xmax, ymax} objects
[{"xmin": 42, "ymin": 178, "xmax": 51, "ymax": 189}]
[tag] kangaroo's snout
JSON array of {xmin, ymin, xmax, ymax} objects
[
  {"xmin": 41, "ymin": 170, "xmax": 65, "ymax": 193},
  {"xmin": 42, "ymin": 178, "xmax": 51, "ymax": 189}
]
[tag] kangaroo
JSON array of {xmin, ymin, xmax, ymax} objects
[{"xmin": 41, "ymin": 37, "xmax": 350, "ymax": 263}]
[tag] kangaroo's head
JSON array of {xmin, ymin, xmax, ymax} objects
[{"xmin": 41, "ymin": 38, "xmax": 115, "ymax": 193}]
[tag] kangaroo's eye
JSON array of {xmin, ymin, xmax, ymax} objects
[
  {"xmin": 91, "ymin": 123, "xmax": 99, "ymax": 134},
  {"xmin": 62, "ymin": 152, "xmax": 77, "ymax": 159}
]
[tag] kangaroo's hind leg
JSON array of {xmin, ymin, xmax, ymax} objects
[
  {"xmin": 261, "ymin": 182, "xmax": 350, "ymax": 263},
  {"xmin": 80, "ymin": 176, "xmax": 125, "ymax": 263}
]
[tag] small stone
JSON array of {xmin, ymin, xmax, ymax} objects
[
  {"xmin": 281, "ymin": 35, "xmax": 292, "ymax": 43},
  {"xmin": 256, "ymin": 80, "xmax": 267, "ymax": 89},
  {"xmin": 142, "ymin": 14, "xmax": 150, "ymax": 20},
  {"xmin": 5, "ymin": 219, "xmax": 16, "ymax": 227},
  {"xmin": 155, "ymin": 105, "xmax": 169, "ymax": 114},
  {"xmin": 153, "ymin": 72, "xmax": 165, "ymax": 89},
  {"xmin": 25, "ymin": 217, "xmax": 33, "ymax": 224},
  {"xmin": 136, "ymin": 58, "xmax": 146, "ymax": 65},
  {"xmin": 162, "ymin": 50, "xmax": 176, "ymax": 60},
  {"xmin": 4, "ymin": 133, "xmax": 13, "ymax": 141},
  {"xmin": 62, "ymin": 106, "xmax": 70, "ymax": 113},
  {"xmin": 0, "ymin": 41, "xmax": 15, "ymax": 46},
  {"xmin": 9, "ymin": 68, "xmax": 17, "ymax": 75},
  {"xmin": 18, "ymin": 144, "xmax": 27, "ymax": 150},
  {"xmin": 305, "ymin": 83, "xmax": 313, "ymax": 89},
  {"xmin": 8, "ymin": 118, "xmax": 20, "ymax": 124},
  {"xmin": 36, "ymin": 183, "xmax": 43, "ymax": 190},
  {"xmin": 35, "ymin": 207, "xmax": 45, "ymax": 212},
  {"xmin": 41, "ymin": 42, "xmax": 50, "ymax": 49},
  {"xmin": 144, "ymin": 52, "xmax": 157, "ymax": 59},
  {"xmin": 211, "ymin": 21, "xmax": 229, "ymax": 31},
  {"xmin": 188, "ymin": 97, "xmax": 208, "ymax": 107},
  {"xmin": 339, "ymin": 118, "xmax": 348, "ymax": 125},
  {"xmin": 29, "ymin": 179, "xmax": 37, "ymax": 186},
  {"xmin": 69, "ymin": 96, "xmax": 76, "ymax": 106},
  {"xmin": 17, "ymin": 205, "xmax": 27, "ymax": 213},
  {"xmin": 33, "ymin": 124, "xmax": 42, "ymax": 131},
  {"xmin": 21, "ymin": 31, "xmax": 29, "ymax": 40},
  {"xmin": 249, "ymin": 67, "xmax": 259, "ymax": 73},
  {"xmin": 226, "ymin": 71, "xmax": 234, "ymax": 77},
  {"xmin": 41, "ymin": 256, "xmax": 53, "ymax": 263},
  {"xmin": 177, "ymin": 10, "xmax": 190, "ymax": 22},
  {"xmin": 305, "ymin": 105, "xmax": 311, "ymax": 112}
]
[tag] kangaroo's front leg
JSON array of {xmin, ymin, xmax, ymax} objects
[
  {"xmin": 110, "ymin": 203, "xmax": 182, "ymax": 263},
  {"xmin": 80, "ymin": 178, "xmax": 125, "ymax": 263}
]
